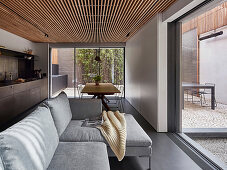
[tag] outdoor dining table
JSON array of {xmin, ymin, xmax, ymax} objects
[
  {"xmin": 81, "ymin": 83, "xmax": 120, "ymax": 111},
  {"xmin": 182, "ymin": 82, "xmax": 215, "ymax": 110}
]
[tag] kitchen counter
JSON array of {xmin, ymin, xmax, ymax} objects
[
  {"xmin": 0, "ymin": 78, "xmax": 46, "ymax": 87},
  {"xmin": 0, "ymin": 78, "xmax": 48, "ymax": 129}
]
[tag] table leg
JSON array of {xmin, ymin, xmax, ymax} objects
[
  {"xmin": 100, "ymin": 95, "xmax": 110, "ymax": 111},
  {"xmin": 211, "ymin": 87, "xmax": 215, "ymax": 110},
  {"xmin": 103, "ymin": 96, "xmax": 110, "ymax": 103}
]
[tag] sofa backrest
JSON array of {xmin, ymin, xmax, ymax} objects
[
  {"xmin": 0, "ymin": 106, "xmax": 59, "ymax": 170},
  {"xmin": 69, "ymin": 98, "xmax": 102, "ymax": 120},
  {"xmin": 44, "ymin": 92, "xmax": 72, "ymax": 136}
]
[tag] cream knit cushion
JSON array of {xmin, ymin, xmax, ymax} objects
[{"xmin": 97, "ymin": 111, "xmax": 126, "ymax": 161}]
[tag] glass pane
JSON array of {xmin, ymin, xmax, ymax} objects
[
  {"xmin": 75, "ymin": 48, "xmax": 124, "ymax": 84},
  {"xmin": 180, "ymin": 1, "xmax": 227, "ymax": 166}
]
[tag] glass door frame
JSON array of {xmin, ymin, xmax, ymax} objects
[
  {"xmin": 48, "ymin": 46, "xmax": 125, "ymax": 98},
  {"xmin": 167, "ymin": 1, "xmax": 227, "ymax": 169},
  {"xmin": 74, "ymin": 47, "xmax": 126, "ymax": 98}
]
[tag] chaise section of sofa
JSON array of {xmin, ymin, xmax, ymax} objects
[
  {"xmin": 47, "ymin": 92, "xmax": 152, "ymax": 169},
  {"xmin": 48, "ymin": 142, "xmax": 109, "ymax": 170}
]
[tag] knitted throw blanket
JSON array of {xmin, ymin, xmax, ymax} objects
[{"xmin": 97, "ymin": 110, "xmax": 127, "ymax": 161}]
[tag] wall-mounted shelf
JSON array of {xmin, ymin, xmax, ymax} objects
[{"xmin": 0, "ymin": 48, "xmax": 38, "ymax": 60}]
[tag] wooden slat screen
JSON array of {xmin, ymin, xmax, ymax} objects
[
  {"xmin": 182, "ymin": 2, "xmax": 227, "ymax": 35},
  {"xmin": 0, "ymin": 0, "xmax": 176, "ymax": 43},
  {"xmin": 51, "ymin": 49, "xmax": 58, "ymax": 64}
]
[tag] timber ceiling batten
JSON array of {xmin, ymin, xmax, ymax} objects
[{"xmin": 0, "ymin": 0, "xmax": 176, "ymax": 43}]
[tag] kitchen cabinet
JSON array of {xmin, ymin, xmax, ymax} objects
[
  {"xmin": 41, "ymin": 78, "xmax": 48, "ymax": 100},
  {"xmin": 0, "ymin": 85, "xmax": 13, "ymax": 98},
  {"xmin": 13, "ymin": 91, "xmax": 30, "ymax": 114},
  {"xmin": 0, "ymin": 78, "xmax": 48, "ymax": 127},
  {"xmin": 29, "ymin": 87, "xmax": 41, "ymax": 106},
  {"xmin": 0, "ymin": 96, "xmax": 14, "ymax": 125}
]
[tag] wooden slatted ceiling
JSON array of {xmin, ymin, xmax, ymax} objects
[{"xmin": 0, "ymin": 0, "xmax": 176, "ymax": 43}]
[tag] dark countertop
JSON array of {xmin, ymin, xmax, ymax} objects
[{"xmin": 0, "ymin": 78, "xmax": 47, "ymax": 87}]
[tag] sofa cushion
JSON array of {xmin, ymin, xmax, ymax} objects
[
  {"xmin": 48, "ymin": 142, "xmax": 110, "ymax": 170},
  {"xmin": 69, "ymin": 98, "xmax": 102, "ymax": 120},
  {"xmin": 45, "ymin": 92, "xmax": 72, "ymax": 136},
  {"xmin": 60, "ymin": 114, "xmax": 152, "ymax": 147},
  {"xmin": 0, "ymin": 107, "xmax": 59, "ymax": 170}
]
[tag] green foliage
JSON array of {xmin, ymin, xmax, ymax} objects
[
  {"xmin": 93, "ymin": 75, "xmax": 101, "ymax": 81},
  {"xmin": 76, "ymin": 48, "xmax": 124, "ymax": 85}
]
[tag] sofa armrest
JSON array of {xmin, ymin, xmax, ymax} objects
[{"xmin": 68, "ymin": 98, "xmax": 102, "ymax": 120}]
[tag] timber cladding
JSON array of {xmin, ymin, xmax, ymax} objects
[
  {"xmin": 182, "ymin": 2, "xmax": 227, "ymax": 35},
  {"xmin": 0, "ymin": 0, "xmax": 176, "ymax": 43}
]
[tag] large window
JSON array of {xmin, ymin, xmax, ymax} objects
[
  {"xmin": 179, "ymin": 2, "xmax": 227, "ymax": 167},
  {"xmin": 76, "ymin": 48, "xmax": 124, "ymax": 85},
  {"xmin": 51, "ymin": 48, "xmax": 124, "ymax": 98}
]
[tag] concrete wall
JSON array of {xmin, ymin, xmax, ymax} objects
[
  {"xmin": 200, "ymin": 27, "xmax": 227, "ymax": 104},
  {"xmin": 57, "ymin": 48, "xmax": 74, "ymax": 87},
  {"xmin": 125, "ymin": 14, "xmax": 167, "ymax": 132},
  {"xmin": 182, "ymin": 29, "xmax": 197, "ymax": 83},
  {"xmin": 0, "ymin": 29, "xmax": 48, "ymax": 74}
]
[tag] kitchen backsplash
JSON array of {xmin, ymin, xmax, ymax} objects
[{"xmin": 0, "ymin": 56, "xmax": 18, "ymax": 80}]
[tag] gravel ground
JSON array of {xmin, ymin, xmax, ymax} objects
[
  {"xmin": 182, "ymin": 97, "xmax": 227, "ymax": 128},
  {"xmin": 192, "ymin": 137, "xmax": 227, "ymax": 165}
]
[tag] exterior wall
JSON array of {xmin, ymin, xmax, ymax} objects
[
  {"xmin": 182, "ymin": 29, "xmax": 198, "ymax": 83},
  {"xmin": 125, "ymin": 14, "xmax": 167, "ymax": 132},
  {"xmin": 57, "ymin": 48, "xmax": 74, "ymax": 87},
  {"xmin": 182, "ymin": 2, "xmax": 227, "ymax": 35},
  {"xmin": 200, "ymin": 27, "xmax": 227, "ymax": 104}
]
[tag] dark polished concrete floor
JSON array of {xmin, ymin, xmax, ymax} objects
[{"xmin": 109, "ymin": 99, "xmax": 201, "ymax": 170}]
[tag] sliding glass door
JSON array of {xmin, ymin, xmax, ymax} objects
[
  {"xmin": 51, "ymin": 47, "xmax": 124, "ymax": 98},
  {"xmin": 167, "ymin": 2, "xmax": 227, "ymax": 167}
]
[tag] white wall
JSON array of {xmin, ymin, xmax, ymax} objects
[
  {"xmin": 0, "ymin": 29, "xmax": 48, "ymax": 74},
  {"xmin": 125, "ymin": 14, "xmax": 167, "ymax": 132},
  {"xmin": 200, "ymin": 27, "xmax": 227, "ymax": 104}
]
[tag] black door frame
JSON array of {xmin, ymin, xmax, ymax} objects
[
  {"xmin": 49, "ymin": 47, "xmax": 125, "ymax": 98},
  {"xmin": 167, "ymin": 1, "xmax": 226, "ymax": 169},
  {"xmin": 167, "ymin": 0, "xmax": 217, "ymax": 133}
]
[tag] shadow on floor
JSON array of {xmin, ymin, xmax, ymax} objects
[{"xmin": 109, "ymin": 99, "xmax": 201, "ymax": 170}]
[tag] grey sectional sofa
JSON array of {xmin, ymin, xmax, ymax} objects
[{"xmin": 0, "ymin": 92, "xmax": 152, "ymax": 170}]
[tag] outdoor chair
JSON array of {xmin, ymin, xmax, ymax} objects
[
  {"xmin": 200, "ymin": 83, "xmax": 217, "ymax": 107},
  {"xmin": 104, "ymin": 84, "xmax": 121, "ymax": 102},
  {"xmin": 185, "ymin": 88, "xmax": 202, "ymax": 104},
  {"xmin": 107, "ymin": 85, "xmax": 124, "ymax": 112},
  {"xmin": 77, "ymin": 84, "xmax": 84, "ymax": 99}
]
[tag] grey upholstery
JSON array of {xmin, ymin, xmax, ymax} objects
[
  {"xmin": 0, "ymin": 157, "xmax": 3, "ymax": 170},
  {"xmin": 0, "ymin": 92, "xmax": 151, "ymax": 170},
  {"xmin": 48, "ymin": 142, "xmax": 110, "ymax": 170},
  {"xmin": 60, "ymin": 120, "xmax": 104, "ymax": 143},
  {"xmin": 0, "ymin": 107, "xmax": 59, "ymax": 170},
  {"xmin": 68, "ymin": 98, "xmax": 102, "ymax": 120},
  {"xmin": 107, "ymin": 146, "xmax": 151, "ymax": 157},
  {"xmin": 60, "ymin": 114, "xmax": 152, "ymax": 147},
  {"xmin": 45, "ymin": 92, "xmax": 72, "ymax": 136}
]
